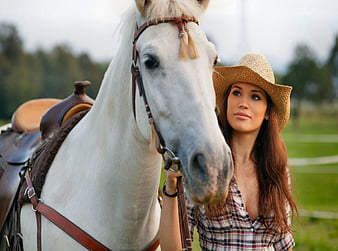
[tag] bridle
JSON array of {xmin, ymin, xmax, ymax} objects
[
  {"xmin": 131, "ymin": 15, "xmax": 198, "ymax": 172},
  {"xmin": 131, "ymin": 16, "xmax": 199, "ymax": 251}
]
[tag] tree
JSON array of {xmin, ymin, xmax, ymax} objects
[
  {"xmin": 326, "ymin": 34, "xmax": 338, "ymax": 97},
  {"xmin": 327, "ymin": 34, "xmax": 338, "ymax": 75},
  {"xmin": 0, "ymin": 23, "xmax": 24, "ymax": 64},
  {"xmin": 0, "ymin": 23, "xmax": 27, "ymax": 118},
  {"xmin": 282, "ymin": 45, "xmax": 334, "ymax": 123}
]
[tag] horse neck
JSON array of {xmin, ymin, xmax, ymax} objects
[
  {"xmin": 74, "ymin": 52, "xmax": 162, "ymax": 202},
  {"xmin": 74, "ymin": 64, "xmax": 162, "ymax": 246},
  {"xmin": 41, "ymin": 44, "xmax": 162, "ymax": 248}
]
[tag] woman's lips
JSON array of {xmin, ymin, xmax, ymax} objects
[{"xmin": 234, "ymin": 112, "xmax": 251, "ymax": 119}]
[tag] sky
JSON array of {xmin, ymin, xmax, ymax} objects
[{"xmin": 0, "ymin": 0, "xmax": 337, "ymax": 72}]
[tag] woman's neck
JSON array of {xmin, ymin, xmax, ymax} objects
[{"xmin": 231, "ymin": 131, "xmax": 258, "ymax": 169}]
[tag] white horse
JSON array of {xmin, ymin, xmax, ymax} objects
[{"xmin": 19, "ymin": 0, "xmax": 233, "ymax": 250}]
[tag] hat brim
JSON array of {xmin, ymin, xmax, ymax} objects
[{"xmin": 213, "ymin": 66, "xmax": 292, "ymax": 130}]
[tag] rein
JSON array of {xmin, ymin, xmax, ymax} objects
[{"xmin": 131, "ymin": 16, "xmax": 198, "ymax": 251}]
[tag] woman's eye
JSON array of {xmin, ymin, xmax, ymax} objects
[
  {"xmin": 252, "ymin": 94, "xmax": 261, "ymax": 101},
  {"xmin": 232, "ymin": 90, "xmax": 240, "ymax": 96},
  {"xmin": 144, "ymin": 55, "xmax": 159, "ymax": 69}
]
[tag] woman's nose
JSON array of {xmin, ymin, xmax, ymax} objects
[{"xmin": 238, "ymin": 97, "xmax": 249, "ymax": 108}]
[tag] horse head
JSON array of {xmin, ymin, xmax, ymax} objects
[{"xmin": 133, "ymin": 0, "xmax": 234, "ymax": 204}]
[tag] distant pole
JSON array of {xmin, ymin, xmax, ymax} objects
[{"xmin": 237, "ymin": 0, "xmax": 250, "ymax": 57}]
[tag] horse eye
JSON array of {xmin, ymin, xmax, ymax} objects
[{"xmin": 144, "ymin": 55, "xmax": 159, "ymax": 70}]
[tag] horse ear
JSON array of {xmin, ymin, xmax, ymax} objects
[
  {"xmin": 135, "ymin": 0, "xmax": 150, "ymax": 14},
  {"xmin": 197, "ymin": 0, "xmax": 210, "ymax": 10}
]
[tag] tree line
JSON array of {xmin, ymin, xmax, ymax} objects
[
  {"xmin": 0, "ymin": 22, "xmax": 337, "ymax": 120},
  {"xmin": 0, "ymin": 23, "xmax": 107, "ymax": 119}
]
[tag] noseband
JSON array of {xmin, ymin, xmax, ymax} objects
[{"xmin": 131, "ymin": 16, "xmax": 198, "ymax": 171}]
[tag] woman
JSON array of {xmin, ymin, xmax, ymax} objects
[{"xmin": 159, "ymin": 54, "xmax": 297, "ymax": 250}]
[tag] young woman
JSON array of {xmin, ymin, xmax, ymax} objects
[{"xmin": 159, "ymin": 54, "xmax": 297, "ymax": 250}]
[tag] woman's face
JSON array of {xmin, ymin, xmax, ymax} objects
[{"xmin": 226, "ymin": 82, "xmax": 268, "ymax": 134}]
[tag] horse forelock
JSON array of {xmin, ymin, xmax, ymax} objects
[{"xmin": 142, "ymin": 0, "xmax": 205, "ymax": 20}]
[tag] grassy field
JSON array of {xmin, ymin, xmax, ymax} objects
[{"xmin": 284, "ymin": 115, "xmax": 338, "ymax": 250}]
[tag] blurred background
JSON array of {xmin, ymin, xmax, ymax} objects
[{"xmin": 0, "ymin": 0, "xmax": 337, "ymax": 250}]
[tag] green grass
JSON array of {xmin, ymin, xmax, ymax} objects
[
  {"xmin": 286, "ymin": 142, "xmax": 338, "ymax": 158},
  {"xmin": 285, "ymin": 114, "xmax": 338, "ymax": 250},
  {"xmin": 0, "ymin": 120, "xmax": 9, "ymax": 126},
  {"xmin": 284, "ymin": 115, "xmax": 338, "ymax": 134},
  {"xmin": 293, "ymin": 217, "xmax": 338, "ymax": 251},
  {"xmin": 292, "ymin": 172, "xmax": 338, "ymax": 212}
]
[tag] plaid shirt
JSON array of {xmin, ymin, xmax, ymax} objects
[{"xmin": 187, "ymin": 178, "xmax": 295, "ymax": 250}]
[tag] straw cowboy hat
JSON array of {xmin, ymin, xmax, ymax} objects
[{"xmin": 213, "ymin": 54, "xmax": 292, "ymax": 130}]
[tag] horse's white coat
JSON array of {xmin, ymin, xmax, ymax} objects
[
  {"xmin": 0, "ymin": 123, "xmax": 11, "ymax": 133},
  {"xmin": 20, "ymin": 1, "xmax": 233, "ymax": 250}
]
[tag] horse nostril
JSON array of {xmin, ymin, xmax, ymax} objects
[{"xmin": 190, "ymin": 153, "xmax": 207, "ymax": 182}]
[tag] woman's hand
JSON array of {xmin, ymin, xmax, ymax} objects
[
  {"xmin": 160, "ymin": 166, "xmax": 183, "ymax": 251},
  {"xmin": 165, "ymin": 166, "xmax": 182, "ymax": 195}
]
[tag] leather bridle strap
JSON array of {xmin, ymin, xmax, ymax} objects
[
  {"xmin": 131, "ymin": 16, "xmax": 197, "ymax": 251},
  {"xmin": 177, "ymin": 177, "xmax": 192, "ymax": 251},
  {"xmin": 131, "ymin": 16, "xmax": 198, "ymax": 116},
  {"xmin": 131, "ymin": 16, "xmax": 198, "ymax": 155},
  {"xmin": 24, "ymin": 169, "xmax": 111, "ymax": 251}
]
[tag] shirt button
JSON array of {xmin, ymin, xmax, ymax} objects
[{"xmin": 250, "ymin": 227, "xmax": 254, "ymax": 232}]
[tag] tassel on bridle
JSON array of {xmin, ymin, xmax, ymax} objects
[
  {"xmin": 179, "ymin": 30, "xmax": 189, "ymax": 59},
  {"xmin": 175, "ymin": 17, "xmax": 199, "ymax": 60},
  {"xmin": 186, "ymin": 27, "xmax": 199, "ymax": 59}
]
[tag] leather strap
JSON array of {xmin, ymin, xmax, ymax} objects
[
  {"xmin": 24, "ymin": 170, "xmax": 160, "ymax": 251},
  {"xmin": 131, "ymin": 16, "xmax": 197, "ymax": 250},
  {"xmin": 25, "ymin": 170, "xmax": 111, "ymax": 251},
  {"xmin": 131, "ymin": 16, "xmax": 198, "ymax": 121},
  {"xmin": 177, "ymin": 177, "xmax": 192, "ymax": 251}
]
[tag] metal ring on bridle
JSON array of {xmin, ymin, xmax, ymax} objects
[{"xmin": 162, "ymin": 146, "xmax": 181, "ymax": 172}]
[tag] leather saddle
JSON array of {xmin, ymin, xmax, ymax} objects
[{"xmin": 0, "ymin": 81, "xmax": 94, "ymax": 231}]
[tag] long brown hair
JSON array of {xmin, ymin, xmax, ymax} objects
[{"xmin": 218, "ymin": 85, "xmax": 297, "ymax": 233}]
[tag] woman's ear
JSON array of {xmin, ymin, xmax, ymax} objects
[{"xmin": 264, "ymin": 111, "xmax": 270, "ymax": 120}]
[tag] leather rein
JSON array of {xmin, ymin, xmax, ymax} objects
[{"xmin": 23, "ymin": 16, "xmax": 197, "ymax": 251}]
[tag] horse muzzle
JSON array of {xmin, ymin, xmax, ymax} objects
[{"xmin": 181, "ymin": 146, "xmax": 234, "ymax": 205}]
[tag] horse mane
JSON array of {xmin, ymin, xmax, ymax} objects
[{"xmin": 92, "ymin": 7, "xmax": 136, "ymax": 111}]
